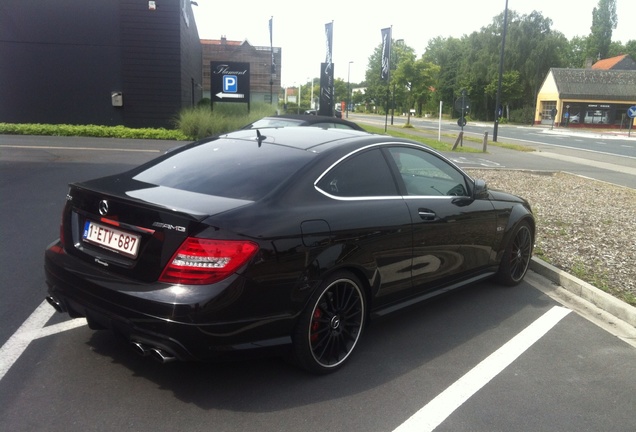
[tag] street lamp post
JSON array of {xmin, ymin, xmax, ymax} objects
[
  {"xmin": 346, "ymin": 61, "xmax": 353, "ymax": 118},
  {"xmin": 310, "ymin": 78, "xmax": 314, "ymax": 110}
]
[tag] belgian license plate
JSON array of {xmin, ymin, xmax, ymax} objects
[{"xmin": 83, "ymin": 220, "xmax": 140, "ymax": 258}]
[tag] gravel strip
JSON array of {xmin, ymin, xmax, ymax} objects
[{"xmin": 466, "ymin": 169, "xmax": 636, "ymax": 306}]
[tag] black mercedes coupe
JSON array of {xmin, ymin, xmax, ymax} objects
[{"xmin": 45, "ymin": 127, "xmax": 534, "ymax": 374}]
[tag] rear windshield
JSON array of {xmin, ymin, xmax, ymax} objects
[{"xmin": 133, "ymin": 138, "xmax": 314, "ymax": 200}]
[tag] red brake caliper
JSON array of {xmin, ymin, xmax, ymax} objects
[{"xmin": 310, "ymin": 308, "xmax": 322, "ymax": 343}]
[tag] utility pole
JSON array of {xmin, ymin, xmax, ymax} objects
[{"xmin": 493, "ymin": 0, "xmax": 508, "ymax": 142}]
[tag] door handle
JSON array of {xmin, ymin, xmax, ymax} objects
[{"xmin": 418, "ymin": 209, "xmax": 437, "ymax": 221}]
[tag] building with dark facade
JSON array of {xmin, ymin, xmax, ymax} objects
[
  {"xmin": 202, "ymin": 37, "xmax": 282, "ymax": 108},
  {"xmin": 1, "ymin": 0, "xmax": 202, "ymax": 129}
]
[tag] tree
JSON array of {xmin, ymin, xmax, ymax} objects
[
  {"xmin": 422, "ymin": 36, "xmax": 466, "ymax": 116},
  {"xmin": 566, "ymin": 36, "xmax": 590, "ymax": 68},
  {"xmin": 625, "ymin": 40, "xmax": 636, "ymax": 61},
  {"xmin": 587, "ymin": 0, "xmax": 617, "ymax": 60},
  {"xmin": 364, "ymin": 39, "xmax": 416, "ymax": 114},
  {"xmin": 393, "ymin": 54, "xmax": 439, "ymax": 124},
  {"xmin": 484, "ymin": 70, "xmax": 523, "ymax": 119}
]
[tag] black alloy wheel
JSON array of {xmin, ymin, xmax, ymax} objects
[
  {"xmin": 293, "ymin": 272, "xmax": 366, "ymax": 374},
  {"xmin": 496, "ymin": 221, "xmax": 533, "ymax": 286}
]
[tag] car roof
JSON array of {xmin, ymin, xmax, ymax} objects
[
  {"xmin": 242, "ymin": 114, "xmax": 366, "ymax": 131},
  {"xmin": 221, "ymin": 126, "xmax": 419, "ymax": 153}
]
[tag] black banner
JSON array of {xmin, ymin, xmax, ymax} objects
[
  {"xmin": 381, "ymin": 27, "xmax": 392, "ymax": 81},
  {"xmin": 318, "ymin": 63, "xmax": 334, "ymax": 116},
  {"xmin": 319, "ymin": 22, "xmax": 334, "ymax": 116},
  {"xmin": 325, "ymin": 21, "xmax": 333, "ymax": 64}
]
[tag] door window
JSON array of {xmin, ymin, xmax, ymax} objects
[{"xmin": 386, "ymin": 147, "xmax": 468, "ymax": 197}]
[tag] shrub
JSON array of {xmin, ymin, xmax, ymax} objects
[
  {"xmin": 509, "ymin": 106, "xmax": 534, "ymax": 125},
  {"xmin": 175, "ymin": 102, "xmax": 277, "ymax": 140},
  {"xmin": 0, "ymin": 123, "xmax": 188, "ymax": 140}
]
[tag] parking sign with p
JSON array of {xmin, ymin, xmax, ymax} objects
[
  {"xmin": 211, "ymin": 61, "xmax": 250, "ymax": 103},
  {"xmin": 223, "ymin": 75, "xmax": 237, "ymax": 93}
]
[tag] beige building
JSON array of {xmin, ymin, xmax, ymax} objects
[{"xmin": 534, "ymin": 55, "xmax": 636, "ymax": 128}]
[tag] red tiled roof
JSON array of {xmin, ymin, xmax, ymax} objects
[{"xmin": 592, "ymin": 54, "xmax": 627, "ymax": 70}]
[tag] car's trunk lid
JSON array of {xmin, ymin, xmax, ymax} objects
[{"xmin": 63, "ymin": 176, "xmax": 253, "ymax": 282}]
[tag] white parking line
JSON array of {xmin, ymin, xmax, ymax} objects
[
  {"xmin": 393, "ymin": 306, "xmax": 571, "ymax": 432},
  {"xmin": 0, "ymin": 300, "xmax": 86, "ymax": 382}
]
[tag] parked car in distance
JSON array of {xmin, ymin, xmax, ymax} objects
[
  {"xmin": 241, "ymin": 114, "xmax": 364, "ymax": 131},
  {"xmin": 584, "ymin": 110, "xmax": 609, "ymax": 124},
  {"xmin": 45, "ymin": 127, "xmax": 535, "ymax": 374}
]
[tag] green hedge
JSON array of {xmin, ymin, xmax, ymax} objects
[
  {"xmin": 0, "ymin": 123, "xmax": 188, "ymax": 140},
  {"xmin": 0, "ymin": 102, "xmax": 279, "ymax": 141}
]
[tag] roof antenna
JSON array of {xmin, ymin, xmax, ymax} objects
[{"xmin": 256, "ymin": 129, "xmax": 266, "ymax": 147}]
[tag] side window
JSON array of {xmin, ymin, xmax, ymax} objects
[
  {"xmin": 387, "ymin": 147, "xmax": 468, "ymax": 196},
  {"xmin": 316, "ymin": 149, "xmax": 398, "ymax": 197}
]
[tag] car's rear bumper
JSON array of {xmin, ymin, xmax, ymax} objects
[{"xmin": 44, "ymin": 242, "xmax": 295, "ymax": 362}]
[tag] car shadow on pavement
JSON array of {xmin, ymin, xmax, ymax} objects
[{"xmin": 83, "ymin": 279, "xmax": 554, "ymax": 412}]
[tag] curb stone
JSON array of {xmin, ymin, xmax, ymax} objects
[{"xmin": 529, "ymin": 256, "xmax": 636, "ymax": 328}]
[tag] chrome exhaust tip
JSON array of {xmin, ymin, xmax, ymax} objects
[
  {"xmin": 45, "ymin": 296, "xmax": 64, "ymax": 313},
  {"xmin": 149, "ymin": 347, "xmax": 176, "ymax": 364},
  {"xmin": 130, "ymin": 341, "xmax": 150, "ymax": 357}
]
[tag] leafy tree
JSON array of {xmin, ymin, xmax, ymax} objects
[
  {"xmin": 587, "ymin": 0, "xmax": 617, "ymax": 60},
  {"xmin": 566, "ymin": 36, "xmax": 590, "ymax": 68},
  {"xmin": 422, "ymin": 36, "xmax": 466, "ymax": 116},
  {"xmin": 484, "ymin": 70, "xmax": 523, "ymax": 119},
  {"xmin": 625, "ymin": 40, "xmax": 636, "ymax": 61},
  {"xmin": 364, "ymin": 39, "xmax": 416, "ymax": 114},
  {"xmin": 392, "ymin": 53, "xmax": 439, "ymax": 124}
]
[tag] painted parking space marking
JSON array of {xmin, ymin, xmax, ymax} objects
[
  {"xmin": 449, "ymin": 156, "xmax": 503, "ymax": 168},
  {"xmin": 0, "ymin": 300, "xmax": 85, "ymax": 382},
  {"xmin": 393, "ymin": 306, "xmax": 571, "ymax": 432},
  {"xmin": 2, "ymin": 301, "xmax": 571, "ymax": 431}
]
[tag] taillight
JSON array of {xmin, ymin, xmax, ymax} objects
[
  {"xmin": 159, "ymin": 238, "xmax": 259, "ymax": 285},
  {"xmin": 59, "ymin": 206, "xmax": 67, "ymax": 249}
]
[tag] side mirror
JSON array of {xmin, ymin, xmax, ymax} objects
[{"xmin": 473, "ymin": 179, "xmax": 489, "ymax": 199}]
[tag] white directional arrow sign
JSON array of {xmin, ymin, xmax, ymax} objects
[
  {"xmin": 216, "ymin": 92, "xmax": 245, "ymax": 100},
  {"xmin": 628, "ymin": 106, "xmax": 636, "ymax": 118}
]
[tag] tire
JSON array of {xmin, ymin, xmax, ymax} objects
[
  {"xmin": 496, "ymin": 221, "xmax": 533, "ymax": 286},
  {"xmin": 292, "ymin": 271, "xmax": 366, "ymax": 374}
]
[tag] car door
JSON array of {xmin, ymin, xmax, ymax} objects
[
  {"xmin": 314, "ymin": 147, "xmax": 414, "ymax": 301},
  {"xmin": 384, "ymin": 146, "xmax": 498, "ymax": 292}
]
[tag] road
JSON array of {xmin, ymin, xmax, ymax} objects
[
  {"xmin": 1, "ymin": 135, "xmax": 635, "ymax": 432},
  {"xmin": 349, "ymin": 113, "xmax": 636, "ymax": 189}
]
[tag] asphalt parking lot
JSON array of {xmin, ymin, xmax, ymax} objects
[{"xmin": 1, "ymin": 134, "xmax": 635, "ymax": 432}]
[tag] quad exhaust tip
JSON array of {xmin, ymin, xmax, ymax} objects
[
  {"xmin": 45, "ymin": 296, "xmax": 64, "ymax": 313},
  {"xmin": 130, "ymin": 341, "xmax": 176, "ymax": 364}
]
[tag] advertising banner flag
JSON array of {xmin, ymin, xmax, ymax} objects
[
  {"xmin": 269, "ymin": 17, "xmax": 275, "ymax": 75},
  {"xmin": 318, "ymin": 63, "xmax": 334, "ymax": 116},
  {"xmin": 325, "ymin": 21, "xmax": 333, "ymax": 64},
  {"xmin": 319, "ymin": 22, "xmax": 335, "ymax": 116},
  {"xmin": 380, "ymin": 27, "xmax": 392, "ymax": 81}
]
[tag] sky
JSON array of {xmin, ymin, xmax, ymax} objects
[{"xmin": 191, "ymin": 0, "xmax": 635, "ymax": 87}]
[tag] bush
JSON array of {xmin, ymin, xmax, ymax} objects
[
  {"xmin": 0, "ymin": 122, "xmax": 188, "ymax": 140},
  {"xmin": 509, "ymin": 106, "xmax": 534, "ymax": 125},
  {"xmin": 175, "ymin": 102, "xmax": 277, "ymax": 140},
  {"xmin": 0, "ymin": 101, "xmax": 279, "ymax": 141}
]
